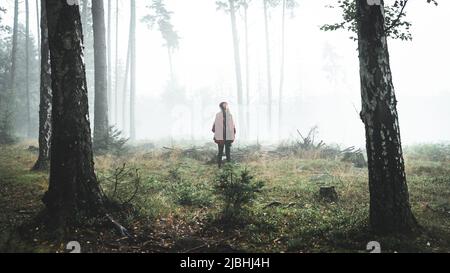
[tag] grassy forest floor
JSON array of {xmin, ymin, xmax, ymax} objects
[{"xmin": 0, "ymin": 141, "xmax": 449, "ymax": 253}]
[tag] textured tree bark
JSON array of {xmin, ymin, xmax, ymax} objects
[
  {"xmin": 92, "ymin": 0, "xmax": 109, "ymax": 149},
  {"xmin": 32, "ymin": 0, "xmax": 52, "ymax": 171},
  {"xmin": 43, "ymin": 0, "xmax": 104, "ymax": 226},
  {"xmin": 356, "ymin": 0, "xmax": 416, "ymax": 234},
  {"xmin": 228, "ymin": 0, "xmax": 244, "ymax": 139}
]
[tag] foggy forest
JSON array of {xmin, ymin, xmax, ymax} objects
[{"xmin": 0, "ymin": 0, "xmax": 449, "ymax": 254}]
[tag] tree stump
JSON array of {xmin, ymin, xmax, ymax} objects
[{"xmin": 319, "ymin": 186, "xmax": 338, "ymax": 202}]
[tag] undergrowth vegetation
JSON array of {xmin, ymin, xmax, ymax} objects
[{"xmin": 0, "ymin": 141, "xmax": 449, "ymax": 253}]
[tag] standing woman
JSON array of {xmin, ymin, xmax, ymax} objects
[{"xmin": 212, "ymin": 102, "xmax": 236, "ymax": 168}]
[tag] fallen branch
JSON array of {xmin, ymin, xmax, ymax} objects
[{"xmin": 106, "ymin": 213, "xmax": 132, "ymax": 238}]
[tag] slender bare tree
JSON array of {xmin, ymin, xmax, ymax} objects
[
  {"xmin": 25, "ymin": 0, "xmax": 32, "ymax": 138},
  {"xmin": 242, "ymin": 0, "xmax": 251, "ymax": 139},
  {"xmin": 36, "ymin": 0, "xmax": 41, "ymax": 63},
  {"xmin": 129, "ymin": 0, "xmax": 136, "ymax": 141},
  {"xmin": 278, "ymin": 0, "xmax": 286, "ymax": 139},
  {"xmin": 9, "ymin": 0, "xmax": 19, "ymax": 95},
  {"xmin": 92, "ymin": 0, "xmax": 109, "ymax": 149},
  {"xmin": 107, "ymin": 0, "xmax": 112, "ymax": 122},
  {"xmin": 114, "ymin": 0, "xmax": 119, "ymax": 125},
  {"xmin": 217, "ymin": 0, "xmax": 245, "ymax": 138},
  {"xmin": 263, "ymin": 0, "xmax": 273, "ymax": 135}
]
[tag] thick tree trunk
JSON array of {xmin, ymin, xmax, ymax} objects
[
  {"xmin": 32, "ymin": 0, "xmax": 52, "ymax": 171},
  {"xmin": 263, "ymin": 0, "xmax": 273, "ymax": 134},
  {"xmin": 25, "ymin": 0, "xmax": 32, "ymax": 138},
  {"xmin": 278, "ymin": 0, "xmax": 286, "ymax": 139},
  {"xmin": 356, "ymin": 0, "xmax": 416, "ymax": 234},
  {"xmin": 129, "ymin": 0, "xmax": 136, "ymax": 141},
  {"xmin": 229, "ymin": 0, "xmax": 244, "ymax": 139},
  {"xmin": 92, "ymin": 0, "xmax": 109, "ymax": 149},
  {"xmin": 43, "ymin": 0, "xmax": 104, "ymax": 226}
]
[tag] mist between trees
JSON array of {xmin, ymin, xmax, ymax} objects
[
  {"xmin": 0, "ymin": 0, "xmax": 449, "ymax": 147},
  {"xmin": 0, "ymin": 0, "xmax": 448, "ymax": 244}
]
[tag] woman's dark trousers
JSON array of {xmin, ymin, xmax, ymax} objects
[{"xmin": 217, "ymin": 141, "xmax": 232, "ymax": 167}]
